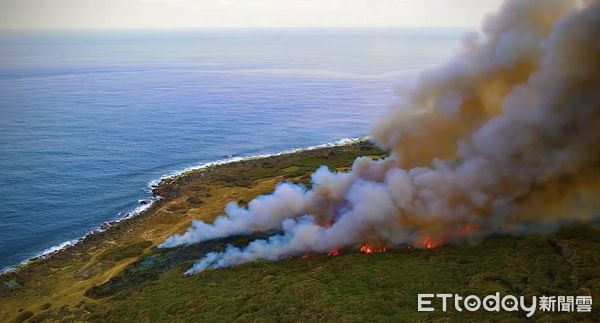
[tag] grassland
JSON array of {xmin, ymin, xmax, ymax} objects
[{"xmin": 0, "ymin": 141, "xmax": 598, "ymax": 322}]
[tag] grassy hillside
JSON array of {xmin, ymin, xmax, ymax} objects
[{"xmin": 1, "ymin": 141, "xmax": 598, "ymax": 322}]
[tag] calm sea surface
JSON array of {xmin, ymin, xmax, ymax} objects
[{"xmin": 0, "ymin": 28, "xmax": 466, "ymax": 270}]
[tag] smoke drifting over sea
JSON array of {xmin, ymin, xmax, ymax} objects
[{"xmin": 161, "ymin": 0, "xmax": 600, "ymax": 274}]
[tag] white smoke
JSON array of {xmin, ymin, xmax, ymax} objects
[{"xmin": 160, "ymin": 0, "xmax": 600, "ymax": 274}]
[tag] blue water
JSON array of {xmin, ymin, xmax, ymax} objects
[{"xmin": 0, "ymin": 28, "xmax": 466, "ymax": 270}]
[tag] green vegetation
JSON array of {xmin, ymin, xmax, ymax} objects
[
  {"xmin": 98, "ymin": 241, "xmax": 154, "ymax": 262},
  {"xmin": 185, "ymin": 196, "xmax": 204, "ymax": 206},
  {"xmin": 14, "ymin": 311, "xmax": 33, "ymax": 323},
  {"xmin": 209, "ymin": 141, "xmax": 388, "ymax": 189},
  {"xmin": 86, "ymin": 232, "xmax": 275, "ymax": 299},
  {"xmin": 0, "ymin": 141, "xmax": 597, "ymax": 322},
  {"xmin": 35, "ymin": 225, "xmax": 600, "ymax": 322}
]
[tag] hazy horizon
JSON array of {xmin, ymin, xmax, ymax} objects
[
  {"xmin": 0, "ymin": 26, "xmax": 476, "ymax": 32},
  {"xmin": 0, "ymin": 0, "xmax": 502, "ymax": 29}
]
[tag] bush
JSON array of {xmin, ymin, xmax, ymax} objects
[
  {"xmin": 99, "ymin": 241, "xmax": 153, "ymax": 262},
  {"xmin": 14, "ymin": 311, "xmax": 33, "ymax": 323},
  {"xmin": 186, "ymin": 196, "xmax": 203, "ymax": 206}
]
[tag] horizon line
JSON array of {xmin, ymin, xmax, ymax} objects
[{"xmin": 0, "ymin": 25, "xmax": 478, "ymax": 32}]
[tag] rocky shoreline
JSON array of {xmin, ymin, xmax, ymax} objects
[
  {"xmin": 1, "ymin": 139, "xmax": 375, "ymax": 278},
  {"xmin": 0, "ymin": 140, "xmax": 387, "ymax": 321}
]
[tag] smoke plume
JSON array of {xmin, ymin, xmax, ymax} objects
[{"xmin": 160, "ymin": 0, "xmax": 600, "ymax": 274}]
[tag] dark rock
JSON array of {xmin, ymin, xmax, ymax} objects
[{"xmin": 138, "ymin": 199, "xmax": 152, "ymax": 205}]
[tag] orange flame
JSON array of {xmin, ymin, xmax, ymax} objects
[
  {"xmin": 422, "ymin": 238, "xmax": 440, "ymax": 249},
  {"xmin": 418, "ymin": 224, "xmax": 478, "ymax": 250},
  {"xmin": 327, "ymin": 247, "xmax": 341, "ymax": 256},
  {"xmin": 359, "ymin": 244, "xmax": 386, "ymax": 254}
]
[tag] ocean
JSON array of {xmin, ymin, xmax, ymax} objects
[{"xmin": 0, "ymin": 28, "xmax": 466, "ymax": 271}]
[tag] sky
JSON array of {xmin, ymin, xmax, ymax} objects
[{"xmin": 0, "ymin": 0, "xmax": 504, "ymax": 29}]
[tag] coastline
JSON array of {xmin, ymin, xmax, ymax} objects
[
  {"xmin": 1, "ymin": 138, "xmax": 598, "ymax": 322},
  {"xmin": 0, "ymin": 137, "xmax": 389, "ymax": 321},
  {"xmin": 0, "ymin": 136, "xmax": 373, "ymax": 276}
]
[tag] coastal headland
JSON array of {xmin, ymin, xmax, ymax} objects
[{"xmin": 1, "ymin": 140, "xmax": 598, "ymax": 322}]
